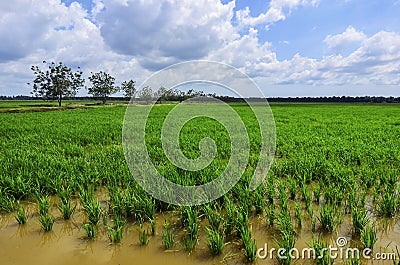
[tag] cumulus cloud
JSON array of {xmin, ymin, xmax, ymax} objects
[
  {"xmin": 96, "ymin": 0, "xmax": 236, "ymax": 70},
  {"xmin": 236, "ymin": 0, "xmax": 319, "ymax": 30},
  {"xmin": 324, "ymin": 26, "xmax": 367, "ymax": 51},
  {"xmin": 251, "ymin": 30, "xmax": 400, "ymax": 87}
]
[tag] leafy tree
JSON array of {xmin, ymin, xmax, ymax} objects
[
  {"xmin": 121, "ymin": 79, "xmax": 136, "ymax": 99},
  {"xmin": 87, "ymin": 71, "xmax": 119, "ymax": 104},
  {"xmin": 138, "ymin": 86, "xmax": 154, "ymax": 104},
  {"xmin": 155, "ymin": 86, "xmax": 174, "ymax": 103},
  {"xmin": 29, "ymin": 61, "xmax": 84, "ymax": 107}
]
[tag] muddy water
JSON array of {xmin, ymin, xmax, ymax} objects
[{"xmin": 1, "ymin": 200, "xmax": 399, "ymax": 265}]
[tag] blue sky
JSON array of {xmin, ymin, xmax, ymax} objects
[{"xmin": 1, "ymin": 0, "xmax": 400, "ymax": 97}]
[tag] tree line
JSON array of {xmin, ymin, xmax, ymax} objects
[{"xmin": 28, "ymin": 61, "xmax": 137, "ymax": 106}]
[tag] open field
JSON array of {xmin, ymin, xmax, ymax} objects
[{"xmin": 1, "ymin": 101, "xmax": 400, "ymax": 264}]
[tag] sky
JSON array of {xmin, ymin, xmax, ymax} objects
[{"xmin": 1, "ymin": 0, "xmax": 400, "ymax": 97}]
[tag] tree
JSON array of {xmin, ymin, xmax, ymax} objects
[
  {"xmin": 138, "ymin": 86, "xmax": 154, "ymax": 104},
  {"xmin": 121, "ymin": 79, "xmax": 136, "ymax": 99},
  {"xmin": 155, "ymin": 86, "xmax": 174, "ymax": 103},
  {"xmin": 87, "ymin": 71, "xmax": 119, "ymax": 104},
  {"xmin": 29, "ymin": 61, "xmax": 84, "ymax": 107}
]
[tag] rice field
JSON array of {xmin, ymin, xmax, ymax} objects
[{"xmin": 1, "ymin": 101, "xmax": 400, "ymax": 265}]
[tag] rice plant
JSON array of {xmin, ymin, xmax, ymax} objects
[
  {"xmin": 276, "ymin": 229, "xmax": 296, "ymax": 265},
  {"xmin": 139, "ymin": 225, "xmax": 149, "ymax": 246},
  {"xmin": 36, "ymin": 194, "xmax": 50, "ymax": 216},
  {"xmin": 150, "ymin": 218, "xmax": 156, "ymax": 236},
  {"xmin": 318, "ymin": 204, "xmax": 339, "ymax": 232},
  {"xmin": 223, "ymin": 197, "xmax": 236, "ymax": 235},
  {"xmin": 288, "ymin": 177, "xmax": 297, "ymax": 200},
  {"xmin": 310, "ymin": 236, "xmax": 334, "ymax": 265},
  {"xmin": 106, "ymin": 214, "xmax": 125, "ymax": 243},
  {"xmin": 239, "ymin": 225, "xmax": 257, "ymax": 262},
  {"xmin": 0, "ymin": 190, "xmax": 15, "ymax": 212},
  {"xmin": 14, "ymin": 202, "xmax": 27, "ymax": 224},
  {"xmin": 83, "ymin": 198, "xmax": 102, "ymax": 226},
  {"xmin": 302, "ymin": 185, "xmax": 312, "ymax": 209},
  {"xmin": 313, "ymin": 183, "xmax": 321, "ymax": 203},
  {"xmin": 376, "ymin": 191, "xmax": 399, "ymax": 217},
  {"xmin": 266, "ymin": 204, "xmax": 276, "ymax": 227},
  {"xmin": 204, "ymin": 204, "xmax": 222, "ymax": 232},
  {"xmin": 82, "ymin": 223, "xmax": 96, "ymax": 239},
  {"xmin": 57, "ymin": 186, "xmax": 76, "ymax": 220},
  {"xmin": 205, "ymin": 226, "xmax": 225, "ymax": 256},
  {"xmin": 351, "ymin": 207, "xmax": 368, "ymax": 235},
  {"xmin": 294, "ymin": 201, "xmax": 302, "ymax": 228},
  {"xmin": 162, "ymin": 222, "xmax": 175, "ymax": 249},
  {"xmin": 39, "ymin": 213, "xmax": 54, "ymax": 232},
  {"xmin": 360, "ymin": 223, "xmax": 377, "ymax": 249}
]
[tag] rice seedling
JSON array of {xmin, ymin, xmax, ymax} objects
[
  {"xmin": 277, "ymin": 209, "xmax": 295, "ymax": 237},
  {"xmin": 14, "ymin": 202, "xmax": 27, "ymax": 225},
  {"xmin": 83, "ymin": 198, "xmax": 102, "ymax": 226},
  {"xmin": 0, "ymin": 190, "xmax": 15, "ymax": 212},
  {"xmin": 294, "ymin": 201, "xmax": 302, "ymax": 228},
  {"xmin": 360, "ymin": 223, "xmax": 377, "ymax": 249},
  {"xmin": 39, "ymin": 213, "xmax": 54, "ymax": 232},
  {"xmin": 351, "ymin": 207, "xmax": 368, "ymax": 235},
  {"xmin": 223, "ymin": 197, "xmax": 236, "ymax": 235},
  {"xmin": 266, "ymin": 204, "xmax": 276, "ymax": 227},
  {"xmin": 313, "ymin": 183, "xmax": 321, "ymax": 203},
  {"xmin": 82, "ymin": 223, "xmax": 96, "ymax": 239},
  {"xmin": 288, "ymin": 177, "xmax": 297, "ymax": 200},
  {"xmin": 253, "ymin": 185, "xmax": 266, "ymax": 214},
  {"xmin": 150, "ymin": 218, "xmax": 156, "ymax": 236},
  {"xmin": 239, "ymin": 225, "xmax": 257, "ymax": 262},
  {"xmin": 318, "ymin": 203, "xmax": 338, "ymax": 232},
  {"xmin": 182, "ymin": 206, "xmax": 199, "ymax": 252},
  {"xmin": 36, "ymin": 194, "xmax": 50, "ymax": 216},
  {"xmin": 106, "ymin": 214, "xmax": 125, "ymax": 243},
  {"xmin": 205, "ymin": 226, "xmax": 225, "ymax": 256},
  {"xmin": 310, "ymin": 236, "xmax": 334, "ymax": 265},
  {"xmin": 276, "ymin": 229, "xmax": 296, "ymax": 265},
  {"xmin": 266, "ymin": 176, "xmax": 275, "ymax": 204},
  {"xmin": 204, "ymin": 204, "xmax": 222, "ymax": 232},
  {"xmin": 162, "ymin": 222, "xmax": 175, "ymax": 249},
  {"xmin": 139, "ymin": 225, "xmax": 149, "ymax": 246},
  {"xmin": 376, "ymin": 190, "xmax": 399, "ymax": 217},
  {"xmin": 302, "ymin": 185, "xmax": 312, "ymax": 209}
]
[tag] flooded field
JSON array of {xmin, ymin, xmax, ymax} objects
[{"xmin": 0, "ymin": 195, "xmax": 399, "ymax": 265}]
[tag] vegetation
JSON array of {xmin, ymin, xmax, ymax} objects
[
  {"xmin": 1, "ymin": 102, "xmax": 400, "ymax": 263},
  {"xmin": 29, "ymin": 61, "xmax": 84, "ymax": 107},
  {"xmin": 87, "ymin": 71, "xmax": 119, "ymax": 104}
]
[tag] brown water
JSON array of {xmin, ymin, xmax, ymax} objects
[{"xmin": 1, "ymin": 199, "xmax": 399, "ymax": 265}]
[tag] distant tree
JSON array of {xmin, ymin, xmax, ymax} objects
[
  {"xmin": 87, "ymin": 71, "xmax": 119, "ymax": 104},
  {"xmin": 121, "ymin": 79, "xmax": 136, "ymax": 99},
  {"xmin": 155, "ymin": 86, "xmax": 174, "ymax": 103},
  {"xmin": 29, "ymin": 61, "xmax": 84, "ymax": 107},
  {"xmin": 138, "ymin": 86, "xmax": 154, "ymax": 104}
]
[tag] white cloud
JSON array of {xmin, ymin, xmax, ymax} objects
[
  {"xmin": 236, "ymin": 0, "xmax": 319, "ymax": 30},
  {"xmin": 324, "ymin": 26, "xmax": 367, "ymax": 50},
  {"xmin": 96, "ymin": 0, "xmax": 237, "ymax": 70},
  {"xmin": 250, "ymin": 30, "xmax": 400, "ymax": 87}
]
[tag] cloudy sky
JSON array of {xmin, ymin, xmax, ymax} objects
[{"xmin": 1, "ymin": 0, "xmax": 400, "ymax": 97}]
